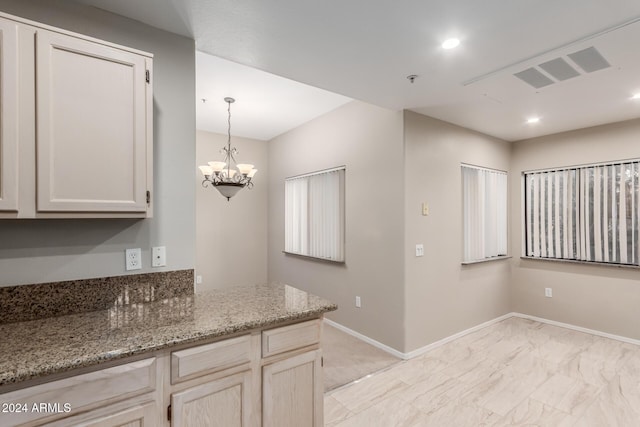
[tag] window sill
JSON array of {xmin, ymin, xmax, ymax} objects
[
  {"xmin": 461, "ymin": 255, "xmax": 511, "ymax": 265},
  {"xmin": 520, "ymin": 256, "xmax": 640, "ymax": 269},
  {"xmin": 283, "ymin": 251, "xmax": 345, "ymax": 264}
]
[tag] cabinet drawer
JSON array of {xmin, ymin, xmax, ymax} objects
[
  {"xmin": 171, "ymin": 335, "xmax": 252, "ymax": 384},
  {"xmin": 262, "ymin": 319, "xmax": 320, "ymax": 357},
  {"xmin": 0, "ymin": 358, "xmax": 156, "ymax": 427}
]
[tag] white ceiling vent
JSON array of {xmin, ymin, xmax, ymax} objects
[{"xmin": 514, "ymin": 46, "xmax": 611, "ymax": 89}]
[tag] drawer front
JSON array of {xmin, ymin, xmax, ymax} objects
[
  {"xmin": 171, "ymin": 335, "xmax": 252, "ymax": 384},
  {"xmin": 262, "ymin": 319, "xmax": 320, "ymax": 358},
  {"xmin": 0, "ymin": 358, "xmax": 156, "ymax": 427}
]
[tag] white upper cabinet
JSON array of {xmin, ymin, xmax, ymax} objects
[
  {"xmin": 36, "ymin": 30, "xmax": 149, "ymax": 213},
  {"xmin": 0, "ymin": 12, "xmax": 153, "ymax": 218},
  {"xmin": 0, "ymin": 18, "xmax": 19, "ymax": 212}
]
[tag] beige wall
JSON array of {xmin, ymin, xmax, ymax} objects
[
  {"xmin": 511, "ymin": 118, "xmax": 640, "ymax": 340},
  {"xmin": 267, "ymin": 101, "xmax": 406, "ymax": 351},
  {"xmin": 196, "ymin": 130, "xmax": 268, "ymax": 291},
  {"xmin": 403, "ymin": 111, "xmax": 512, "ymax": 351},
  {"xmin": 0, "ymin": 0, "xmax": 196, "ymax": 285}
]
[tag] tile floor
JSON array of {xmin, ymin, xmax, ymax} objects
[
  {"xmin": 324, "ymin": 317, "xmax": 640, "ymax": 426},
  {"xmin": 322, "ymin": 324, "xmax": 401, "ymax": 391}
]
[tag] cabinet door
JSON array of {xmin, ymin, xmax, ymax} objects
[
  {"xmin": 262, "ymin": 350, "xmax": 323, "ymax": 427},
  {"xmin": 36, "ymin": 30, "xmax": 149, "ymax": 212},
  {"xmin": 171, "ymin": 370, "xmax": 255, "ymax": 427},
  {"xmin": 0, "ymin": 17, "xmax": 18, "ymax": 211},
  {"xmin": 44, "ymin": 401, "xmax": 157, "ymax": 427}
]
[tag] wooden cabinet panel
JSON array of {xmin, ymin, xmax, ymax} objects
[
  {"xmin": 35, "ymin": 30, "xmax": 149, "ymax": 212},
  {"xmin": 0, "ymin": 358, "xmax": 156, "ymax": 426},
  {"xmin": 262, "ymin": 320, "xmax": 320, "ymax": 357},
  {"xmin": 171, "ymin": 335, "xmax": 252, "ymax": 384},
  {"xmin": 171, "ymin": 370, "xmax": 255, "ymax": 427},
  {"xmin": 262, "ymin": 350, "xmax": 323, "ymax": 427},
  {"xmin": 44, "ymin": 401, "xmax": 158, "ymax": 427},
  {"xmin": 0, "ymin": 17, "xmax": 18, "ymax": 212}
]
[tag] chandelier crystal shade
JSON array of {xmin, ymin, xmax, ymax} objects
[{"xmin": 199, "ymin": 97, "xmax": 257, "ymax": 200}]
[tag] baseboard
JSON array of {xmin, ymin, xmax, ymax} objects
[
  {"xmin": 325, "ymin": 312, "xmax": 640, "ymax": 362},
  {"xmin": 324, "ymin": 312, "xmax": 514, "ymax": 360},
  {"xmin": 323, "ymin": 318, "xmax": 407, "ymax": 359},
  {"xmin": 512, "ymin": 312, "xmax": 640, "ymax": 346},
  {"xmin": 402, "ymin": 312, "xmax": 515, "ymax": 359}
]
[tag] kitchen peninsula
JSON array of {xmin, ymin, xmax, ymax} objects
[{"xmin": 0, "ymin": 271, "xmax": 336, "ymax": 426}]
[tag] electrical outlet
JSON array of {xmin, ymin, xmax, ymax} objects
[
  {"xmin": 545, "ymin": 288, "xmax": 553, "ymax": 298},
  {"xmin": 125, "ymin": 248, "xmax": 142, "ymax": 271},
  {"xmin": 152, "ymin": 246, "xmax": 166, "ymax": 267},
  {"xmin": 355, "ymin": 296, "xmax": 361, "ymax": 308},
  {"xmin": 196, "ymin": 275, "xmax": 203, "ymax": 284},
  {"xmin": 415, "ymin": 244, "xmax": 424, "ymax": 257}
]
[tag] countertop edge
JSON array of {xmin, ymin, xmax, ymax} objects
[{"xmin": 0, "ymin": 303, "xmax": 337, "ymax": 388}]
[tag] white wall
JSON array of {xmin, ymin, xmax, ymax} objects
[
  {"xmin": 511, "ymin": 118, "xmax": 640, "ymax": 340},
  {"xmin": 0, "ymin": 0, "xmax": 196, "ymax": 285},
  {"xmin": 268, "ymin": 101, "xmax": 406, "ymax": 351},
  {"xmin": 196, "ymin": 130, "xmax": 268, "ymax": 291},
  {"xmin": 403, "ymin": 111, "xmax": 512, "ymax": 351}
]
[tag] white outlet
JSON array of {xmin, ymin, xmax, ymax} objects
[
  {"xmin": 545, "ymin": 287, "xmax": 553, "ymax": 298},
  {"xmin": 415, "ymin": 244, "xmax": 424, "ymax": 257},
  {"xmin": 355, "ymin": 296, "xmax": 361, "ymax": 308},
  {"xmin": 196, "ymin": 275, "xmax": 203, "ymax": 284},
  {"xmin": 152, "ymin": 246, "xmax": 166, "ymax": 267},
  {"xmin": 125, "ymin": 248, "xmax": 142, "ymax": 271}
]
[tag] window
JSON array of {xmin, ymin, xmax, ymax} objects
[
  {"xmin": 285, "ymin": 167, "xmax": 345, "ymax": 262},
  {"xmin": 524, "ymin": 160, "xmax": 639, "ymax": 265},
  {"xmin": 461, "ymin": 164, "xmax": 508, "ymax": 263}
]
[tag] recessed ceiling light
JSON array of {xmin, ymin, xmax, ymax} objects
[
  {"xmin": 632, "ymin": 93, "xmax": 640, "ymax": 100},
  {"xmin": 442, "ymin": 38, "xmax": 460, "ymax": 50},
  {"xmin": 527, "ymin": 117, "xmax": 541, "ymax": 124}
]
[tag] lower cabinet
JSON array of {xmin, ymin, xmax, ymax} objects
[
  {"xmin": 0, "ymin": 318, "xmax": 323, "ymax": 427},
  {"xmin": 262, "ymin": 350, "xmax": 323, "ymax": 427},
  {"xmin": 170, "ymin": 370, "xmax": 254, "ymax": 427},
  {"xmin": 44, "ymin": 401, "xmax": 158, "ymax": 427}
]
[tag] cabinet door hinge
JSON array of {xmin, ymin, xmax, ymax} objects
[
  {"xmin": 146, "ymin": 190, "xmax": 151, "ymax": 205},
  {"xmin": 145, "ymin": 69, "xmax": 150, "ymax": 83},
  {"xmin": 167, "ymin": 404, "xmax": 172, "ymax": 421}
]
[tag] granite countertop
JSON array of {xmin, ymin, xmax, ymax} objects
[{"xmin": 0, "ymin": 284, "xmax": 337, "ymax": 388}]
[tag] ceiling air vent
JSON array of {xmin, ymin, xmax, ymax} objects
[
  {"xmin": 514, "ymin": 68, "xmax": 554, "ymax": 89},
  {"xmin": 539, "ymin": 58, "xmax": 580, "ymax": 81},
  {"xmin": 513, "ymin": 46, "xmax": 610, "ymax": 90},
  {"xmin": 567, "ymin": 46, "xmax": 610, "ymax": 73}
]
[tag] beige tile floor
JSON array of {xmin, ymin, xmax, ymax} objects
[{"xmin": 324, "ymin": 317, "xmax": 640, "ymax": 426}]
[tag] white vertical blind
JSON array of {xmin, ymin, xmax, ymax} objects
[
  {"xmin": 462, "ymin": 165, "xmax": 508, "ymax": 262},
  {"xmin": 284, "ymin": 167, "xmax": 345, "ymax": 261},
  {"xmin": 524, "ymin": 160, "xmax": 640, "ymax": 265}
]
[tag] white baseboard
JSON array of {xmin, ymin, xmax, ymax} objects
[
  {"xmin": 325, "ymin": 312, "xmax": 640, "ymax": 361},
  {"xmin": 324, "ymin": 318, "xmax": 407, "ymax": 359},
  {"xmin": 402, "ymin": 312, "xmax": 514, "ymax": 359},
  {"xmin": 324, "ymin": 312, "xmax": 513, "ymax": 360},
  {"xmin": 512, "ymin": 312, "xmax": 640, "ymax": 347}
]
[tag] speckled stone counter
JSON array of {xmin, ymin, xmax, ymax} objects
[{"xmin": 0, "ymin": 283, "xmax": 337, "ymax": 388}]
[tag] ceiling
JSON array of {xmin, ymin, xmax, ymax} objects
[{"xmin": 75, "ymin": 0, "xmax": 640, "ymax": 142}]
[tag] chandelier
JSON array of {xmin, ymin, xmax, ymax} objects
[{"xmin": 198, "ymin": 97, "xmax": 257, "ymax": 201}]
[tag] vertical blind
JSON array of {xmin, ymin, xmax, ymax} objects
[
  {"xmin": 285, "ymin": 167, "xmax": 345, "ymax": 261},
  {"xmin": 524, "ymin": 161, "xmax": 640, "ymax": 265},
  {"xmin": 462, "ymin": 165, "xmax": 508, "ymax": 262}
]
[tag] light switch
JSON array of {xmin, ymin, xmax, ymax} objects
[
  {"xmin": 415, "ymin": 244, "xmax": 424, "ymax": 257},
  {"xmin": 422, "ymin": 203, "xmax": 429, "ymax": 216}
]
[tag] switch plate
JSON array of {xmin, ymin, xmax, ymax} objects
[
  {"xmin": 422, "ymin": 203, "xmax": 429, "ymax": 216},
  {"xmin": 125, "ymin": 248, "xmax": 142, "ymax": 271},
  {"xmin": 152, "ymin": 246, "xmax": 166, "ymax": 267},
  {"xmin": 415, "ymin": 244, "xmax": 424, "ymax": 257},
  {"xmin": 355, "ymin": 296, "xmax": 361, "ymax": 308},
  {"xmin": 545, "ymin": 287, "xmax": 553, "ymax": 298}
]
